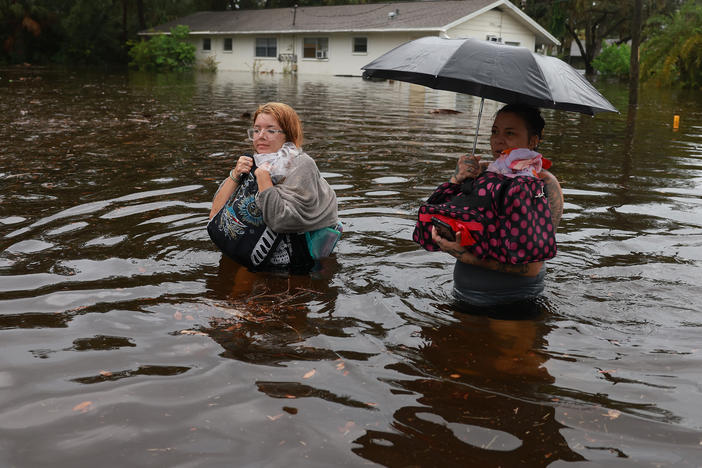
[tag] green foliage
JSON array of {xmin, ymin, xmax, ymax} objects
[
  {"xmin": 127, "ymin": 25, "xmax": 196, "ymax": 72},
  {"xmin": 1, "ymin": 0, "xmax": 683, "ymax": 69},
  {"xmin": 523, "ymin": 0, "xmax": 681, "ymax": 75},
  {"xmin": 60, "ymin": 0, "xmax": 123, "ymax": 64},
  {"xmin": 0, "ymin": 0, "xmax": 209, "ymax": 65},
  {"xmin": 592, "ymin": 42, "xmax": 631, "ymax": 79},
  {"xmin": 641, "ymin": 0, "xmax": 702, "ymax": 88},
  {"xmin": 522, "ymin": 0, "xmax": 567, "ymax": 41}
]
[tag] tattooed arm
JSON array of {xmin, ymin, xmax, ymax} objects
[
  {"xmin": 539, "ymin": 169, "xmax": 563, "ymax": 229},
  {"xmin": 450, "ymin": 154, "xmax": 483, "ymax": 184},
  {"xmin": 431, "ymin": 227, "xmax": 544, "ymax": 277}
]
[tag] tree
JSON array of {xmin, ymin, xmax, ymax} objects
[
  {"xmin": 640, "ymin": 0, "xmax": 702, "ymax": 88},
  {"xmin": 0, "ymin": 0, "xmax": 210, "ymax": 64},
  {"xmin": 60, "ymin": 0, "xmax": 123, "ymax": 64},
  {"xmin": 522, "ymin": 0, "xmax": 681, "ymax": 75},
  {"xmin": 563, "ymin": 0, "xmax": 630, "ymax": 76},
  {"xmin": 629, "ymin": 0, "xmax": 643, "ymax": 107},
  {"xmin": 0, "ymin": 0, "xmax": 66, "ymax": 63}
]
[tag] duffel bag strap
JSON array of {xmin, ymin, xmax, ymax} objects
[{"xmin": 250, "ymin": 226, "xmax": 283, "ymax": 267}]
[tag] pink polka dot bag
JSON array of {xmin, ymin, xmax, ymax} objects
[{"xmin": 412, "ymin": 171, "xmax": 557, "ymax": 264}]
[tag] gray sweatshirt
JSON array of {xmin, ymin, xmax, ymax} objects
[{"xmin": 256, "ymin": 151, "xmax": 338, "ymax": 233}]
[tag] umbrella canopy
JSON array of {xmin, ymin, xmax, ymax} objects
[{"xmin": 362, "ymin": 36, "xmax": 618, "ymax": 116}]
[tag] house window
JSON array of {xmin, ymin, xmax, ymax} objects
[
  {"xmin": 353, "ymin": 37, "xmax": 367, "ymax": 54},
  {"xmin": 223, "ymin": 38, "xmax": 233, "ymax": 52},
  {"xmin": 255, "ymin": 38, "xmax": 277, "ymax": 58},
  {"xmin": 505, "ymin": 41, "xmax": 520, "ymax": 47},
  {"xmin": 303, "ymin": 37, "xmax": 328, "ymax": 59},
  {"xmin": 202, "ymin": 38, "xmax": 211, "ymax": 50},
  {"xmin": 486, "ymin": 34, "xmax": 502, "ymax": 44}
]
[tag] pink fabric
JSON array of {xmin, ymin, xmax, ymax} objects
[{"xmin": 486, "ymin": 148, "xmax": 544, "ymax": 178}]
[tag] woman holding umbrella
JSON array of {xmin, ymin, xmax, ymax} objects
[
  {"xmin": 363, "ymin": 36, "xmax": 616, "ymax": 306},
  {"xmin": 430, "ymin": 104, "xmax": 564, "ymax": 307}
]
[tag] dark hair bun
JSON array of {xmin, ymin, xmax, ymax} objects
[{"xmin": 498, "ymin": 104, "xmax": 545, "ymax": 139}]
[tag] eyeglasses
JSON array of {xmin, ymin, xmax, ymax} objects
[{"xmin": 247, "ymin": 127, "xmax": 286, "ymax": 140}]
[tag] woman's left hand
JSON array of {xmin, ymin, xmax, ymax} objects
[
  {"xmin": 254, "ymin": 165, "xmax": 273, "ymax": 192},
  {"xmin": 450, "ymin": 154, "xmax": 482, "ymax": 184}
]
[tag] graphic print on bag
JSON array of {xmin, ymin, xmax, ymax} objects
[
  {"xmin": 208, "ymin": 167, "xmax": 281, "ymax": 270},
  {"xmin": 207, "ymin": 166, "xmax": 314, "ymax": 272},
  {"xmin": 219, "ymin": 189, "xmax": 263, "ymax": 240}
]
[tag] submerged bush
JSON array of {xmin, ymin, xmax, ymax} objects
[
  {"xmin": 593, "ymin": 42, "xmax": 631, "ymax": 79},
  {"xmin": 127, "ymin": 25, "xmax": 195, "ymax": 72},
  {"xmin": 199, "ymin": 55, "xmax": 218, "ymax": 73}
]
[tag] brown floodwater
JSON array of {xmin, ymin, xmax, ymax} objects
[{"xmin": 1, "ymin": 66, "xmax": 701, "ymax": 467}]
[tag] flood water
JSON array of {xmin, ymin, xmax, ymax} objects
[{"xmin": 1, "ymin": 67, "xmax": 702, "ymax": 467}]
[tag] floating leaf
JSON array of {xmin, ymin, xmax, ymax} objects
[
  {"xmin": 73, "ymin": 401, "xmax": 93, "ymax": 413},
  {"xmin": 302, "ymin": 370, "xmax": 316, "ymax": 379}
]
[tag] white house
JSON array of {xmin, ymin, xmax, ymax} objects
[{"xmin": 140, "ymin": 0, "xmax": 560, "ymax": 76}]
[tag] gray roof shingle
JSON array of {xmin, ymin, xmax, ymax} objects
[{"xmin": 143, "ymin": 0, "xmax": 498, "ymax": 34}]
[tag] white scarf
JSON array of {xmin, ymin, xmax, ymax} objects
[{"xmin": 254, "ymin": 142, "xmax": 300, "ymax": 184}]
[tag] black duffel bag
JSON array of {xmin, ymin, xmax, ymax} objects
[{"xmin": 207, "ymin": 165, "xmax": 314, "ymax": 273}]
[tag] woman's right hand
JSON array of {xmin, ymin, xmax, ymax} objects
[
  {"xmin": 450, "ymin": 154, "xmax": 482, "ymax": 184},
  {"xmin": 233, "ymin": 155, "xmax": 254, "ymax": 180}
]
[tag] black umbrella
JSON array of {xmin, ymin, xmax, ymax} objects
[{"xmin": 362, "ymin": 36, "xmax": 618, "ymax": 154}]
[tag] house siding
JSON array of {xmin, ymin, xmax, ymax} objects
[
  {"xmin": 166, "ymin": 2, "xmax": 554, "ymax": 75},
  {"xmin": 191, "ymin": 32, "xmax": 429, "ymax": 76},
  {"xmin": 446, "ymin": 9, "xmax": 535, "ymax": 50}
]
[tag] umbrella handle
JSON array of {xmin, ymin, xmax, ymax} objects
[{"xmin": 471, "ymin": 98, "xmax": 484, "ymax": 157}]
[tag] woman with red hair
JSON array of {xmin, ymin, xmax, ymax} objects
[{"xmin": 209, "ymin": 102, "xmax": 339, "ymax": 273}]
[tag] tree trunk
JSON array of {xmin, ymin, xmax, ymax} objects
[
  {"xmin": 564, "ymin": 23, "xmax": 586, "ymax": 70},
  {"xmin": 628, "ymin": 0, "xmax": 643, "ymax": 108},
  {"xmin": 122, "ymin": 0, "xmax": 128, "ymax": 45},
  {"xmin": 584, "ymin": 20, "xmax": 600, "ymax": 77},
  {"xmin": 136, "ymin": 0, "xmax": 146, "ymax": 30}
]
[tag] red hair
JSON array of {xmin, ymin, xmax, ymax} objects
[{"xmin": 253, "ymin": 102, "xmax": 304, "ymax": 147}]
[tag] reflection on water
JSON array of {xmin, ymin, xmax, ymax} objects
[
  {"xmin": 1, "ymin": 68, "xmax": 702, "ymax": 466},
  {"xmin": 355, "ymin": 315, "xmax": 584, "ymax": 466}
]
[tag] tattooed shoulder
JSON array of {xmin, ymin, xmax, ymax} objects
[{"xmin": 541, "ymin": 171, "xmax": 563, "ymax": 229}]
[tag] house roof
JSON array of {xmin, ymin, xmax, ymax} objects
[{"xmin": 141, "ymin": 0, "xmax": 559, "ymax": 47}]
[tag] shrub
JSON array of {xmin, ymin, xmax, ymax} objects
[
  {"xmin": 199, "ymin": 55, "xmax": 218, "ymax": 73},
  {"xmin": 593, "ymin": 42, "xmax": 631, "ymax": 79},
  {"xmin": 127, "ymin": 25, "xmax": 195, "ymax": 72}
]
